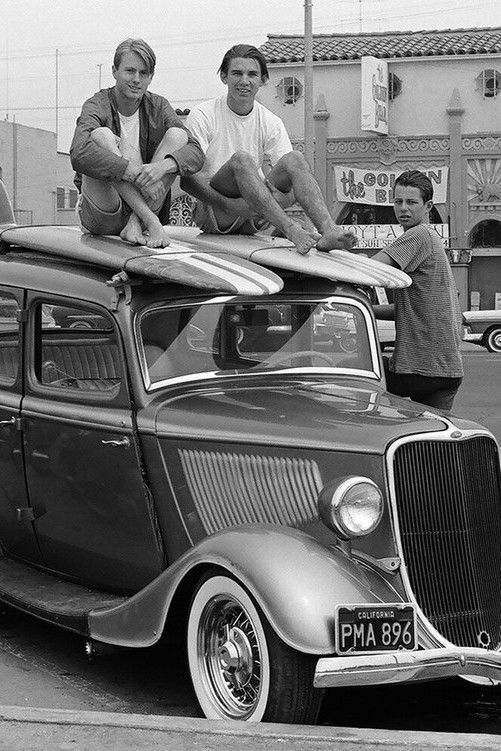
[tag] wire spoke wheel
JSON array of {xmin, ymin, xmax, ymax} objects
[{"xmin": 187, "ymin": 573, "xmax": 323, "ymax": 723}]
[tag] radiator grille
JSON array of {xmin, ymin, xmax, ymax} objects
[
  {"xmin": 393, "ymin": 436, "xmax": 501, "ymax": 649},
  {"xmin": 179, "ymin": 449, "xmax": 322, "ymax": 534}
]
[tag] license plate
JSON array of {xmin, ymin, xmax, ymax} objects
[{"xmin": 335, "ymin": 604, "xmax": 417, "ymax": 654}]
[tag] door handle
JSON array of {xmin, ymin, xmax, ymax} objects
[
  {"xmin": 0, "ymin": 416, "xmax": 16, "ymax": 426},
  {"xmin": 101, "ymin": 436, "xmax": 131, "ymax": 449}
]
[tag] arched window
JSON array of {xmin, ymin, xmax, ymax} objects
[{"xmin": 469, "ymin": 219, "xmax": 501, "ymax": 247}]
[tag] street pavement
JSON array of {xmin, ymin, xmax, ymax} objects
[{"xmin": 0, "ymin": 705, "xmax": 501, "ymax": 751}]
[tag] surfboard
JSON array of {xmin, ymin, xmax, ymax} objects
[
  {"xmin": 0, "ymin": 225, "xmax": 283, "ymax": 296},
  {"xmin": 165, "ymin": 226, "xmax": 411, "ymax": 289}
]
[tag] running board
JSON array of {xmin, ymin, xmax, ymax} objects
[{"xmin": 0, "ymin": 557, "xmax": 125, "ymax": 634}]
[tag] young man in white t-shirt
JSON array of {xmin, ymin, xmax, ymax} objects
[
  {"xmin": 182, "ymin": 44, "xmax": 356, "ymax": 255},
  {"xmin": 70, "ymin": 38, "xmax": 203, "ymax": 248}
]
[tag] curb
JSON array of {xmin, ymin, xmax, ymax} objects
[{"xmin": 0, "ymin": 706, "xmax": 499, "ymax": 750}]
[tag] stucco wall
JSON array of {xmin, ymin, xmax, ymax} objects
[{"xmin": 259, "ymin": 57, "xmax": 501, "ymax": 139}]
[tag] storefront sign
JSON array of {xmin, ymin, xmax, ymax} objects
[
  {"xmin": 334, "ymin": 166, "xmax": 448, "ymax": 205},
  {"xmin": 346, "ymin": 223, "xmax": 449, "ymax": 249},
  {"xmin": 361, "ymin": 56, "xmax": 389, "ymax": 135}
]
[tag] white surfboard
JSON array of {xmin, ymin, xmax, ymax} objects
[
  {"xmin": 0, "ymin": 225, "xmax": 283, "ymax": 296},
  {"xmin": 165, "ymin": 226, "xmax": 411, "ymax": 289}
]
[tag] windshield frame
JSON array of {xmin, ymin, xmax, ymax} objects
[{"xmin": 135, "ymin": 294, "xmax": 382, "ymax": 392}]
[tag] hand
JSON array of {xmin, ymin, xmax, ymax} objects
[
  {"xmin": 123, "ymin": 162, "xmax": 141, "ymax": 183},
  {"xmin": 140, "ymin": 181, "xmax": 165, "ymax": 203},
  {"xmin": 134, "ymin": 161, "xmax": 170, "ymax": 189}
]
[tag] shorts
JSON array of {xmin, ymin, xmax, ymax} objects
[
  {"xmin": 383, "ymin": 358, "xmax": 462, "ymax": 412},
  {"xmin": 193, "ymin": 201, "xmax": 271, "ymax": 235},
  {"xmin": 76, "ymin": 191, "xmax": 131, "ymax": 236}
]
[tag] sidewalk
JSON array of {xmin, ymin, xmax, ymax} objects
[{"xmin": 0, "ymin": 706, "xmax": 499, "ymax": 751}]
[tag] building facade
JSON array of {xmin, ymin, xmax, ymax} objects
[{"xmin": 259, "ymin": 27, "xmax": 501, "ymax": 311}]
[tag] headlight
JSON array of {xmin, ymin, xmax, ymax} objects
[{"xmin": 318, "ymin": 476, "xmax": 384, "ymax": 539}]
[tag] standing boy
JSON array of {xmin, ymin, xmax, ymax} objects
[
  {"xmin": 70, "ymin": 38, "xmax": 204, "ymax": 248},
  {"xmin": 372, "ymin": 170, "xmax": 463, "ymax": 411},
  {"xmin": 181, "ymin": 44, "xmax": 355, "ymax": 256}
]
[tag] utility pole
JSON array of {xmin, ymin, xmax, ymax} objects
[
  {"xmin": 55, "ymin": 48, "xmax": 59, "ymax": 145},
  {"xmin": 304, "ymin": 0, "xmax": 314, "ymax": 170},
  {"xmin": 97, "ymin": 63, "xmax": 103, "ymax": 89}
]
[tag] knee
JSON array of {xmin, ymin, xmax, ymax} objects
[
  {"xmin": 90, "ymin": 127, "xmax": 118, "ymax": 150},
  {"xmin": 228, "ymin": 151, "xmax": 257, "ymax": 174},
  {"xmin": 278, "ymin": 150, "xmax": 309, "ymax": 173}
]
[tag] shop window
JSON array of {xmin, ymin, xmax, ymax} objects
[
  {"xmin": 469, "ymin": 219, "xmax": 501, "ymax": 247},
  {"xmin": 476, "ymin": 69, "xmax": 501, "ymax": 98},
  {"xmin": 276, "ymin": 76, "xmax": 303, "ymax": 105},
  {"xmin": 388, "ymin": 72, "xmax": 402, "ymax": 101}
]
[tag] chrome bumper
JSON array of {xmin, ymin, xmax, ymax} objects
[
  {"xmin": 314, "ymin": 647, "xmax": 501, "ymax": 688},
  {"xmin": 462, "ymin": 332, "xmax": 483, "ymax": 343}
]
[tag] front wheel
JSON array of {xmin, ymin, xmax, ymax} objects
[
  {"xmin": 187, "ymin": 574, "xmax": 323, "ymax": 723},
  {"xmin": 484, "ymin": 326, "xmax": 501, "ymax": 353}
]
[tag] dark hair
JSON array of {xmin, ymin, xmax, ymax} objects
[
  {"xmin": 218, "ymin": 44, "xmax": 269, "ymax": 81},
  {"xmin": 113, "ymin": 38, "xmax": 156, "ymax": 75},
  {"xmin": 394, "ymin": 170, "xmax": 433, "ymax": 203}
]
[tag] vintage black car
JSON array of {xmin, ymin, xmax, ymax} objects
[{"xmin": 0, "ymin": 219, "xmax": 500, "ymax": 725}]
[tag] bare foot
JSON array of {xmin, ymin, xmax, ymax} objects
[
  {"xmin": 316, "ymin": 228, "xmax": 357, "ymax": 252},
  {"xmin": 143, "ymin": 223, "xmax": 171, "ymax": 249},
  {"xmin": 120, "ymin": 214, "xmax": 147, "ymax": 245},
  {"xmin": 284, "ymin": 222, "xmax": 317, "ymax": 255}
]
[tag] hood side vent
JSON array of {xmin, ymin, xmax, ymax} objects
[{"xmin": 179, "ymin": 449, "xmax": 322, "ymax": 534}]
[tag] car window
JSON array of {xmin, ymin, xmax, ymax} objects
[
  {"xmin": 140, "ymin": 298, "xmax": 374, "ymax": 385},
  {"xmin": 34, "ymin": 302, "xmax": 122, "ymax": 397},
  {"xmin": 0, "ymin": 292, "xmax": 20, "ymax": 384}
]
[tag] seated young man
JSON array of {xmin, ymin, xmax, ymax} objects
[
  {"xmin": 70, "ymin": 38, "xmax": 204, "ymax": 248},
  {"xmin": 181, "ymin": 44, "xmax": 356, "ymax": 256}
]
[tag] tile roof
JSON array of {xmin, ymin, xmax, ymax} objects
[{"xmin": 260, "ymin": 26, "xmax": 501, "ymax": 63}]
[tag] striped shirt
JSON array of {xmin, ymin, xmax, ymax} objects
[{"xmin": 385, "ymin": 224, "xmax": 463, "ymax": 378}]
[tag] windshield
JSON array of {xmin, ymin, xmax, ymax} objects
[{"xmin": 139, "ymin": 297, "xmax": 376, "ymax": 387}]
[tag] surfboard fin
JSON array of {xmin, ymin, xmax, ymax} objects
[{"xmin": 0, "ymin": 180, "xmax": 16, "ymax": 226}]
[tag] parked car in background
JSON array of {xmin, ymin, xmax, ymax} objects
[
  {"xmin": 0, "ymin": 221, "xmax": 500, "ymax": 724},
  {"xmin": 463, "ymin": 309, "xmax": 501, "ymax": 352}
]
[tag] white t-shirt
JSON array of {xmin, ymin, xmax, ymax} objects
[
  {"xmin": 185, "ymin": 95, "xmax": 292, "ymax": 181},
  {"xmin": 118, "ymin": 110, "xmax": 143, "ymax": 173}
]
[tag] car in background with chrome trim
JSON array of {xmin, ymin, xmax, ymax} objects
[
  {"xmin": 0, "ymin": 221, "xmax": 500, "ymax": 725},
  {"xmin": 463, "ymin": 309, "xmax": 501, "ymax": 352}
]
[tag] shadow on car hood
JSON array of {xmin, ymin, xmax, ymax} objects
[{"xmin": 155, "ymin": 379, "xmax": 449, "ymax": 453}]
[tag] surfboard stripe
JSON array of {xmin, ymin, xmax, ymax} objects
[{"xmin": 176, "ymin": 255, "xmax": 277, "ymax": 295}]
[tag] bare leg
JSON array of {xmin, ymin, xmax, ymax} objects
[
  {"xmin": 84, "ymin": 127, "xmax": 186, "ymax": 248},
  {"xmin": 208, "ymin": 151, "xmax": 317, "ymax": 255},
  {"xmin": 267, "ymin": 151, "xmax": 356, "ymax": 251}
]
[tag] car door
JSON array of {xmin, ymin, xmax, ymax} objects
[
  {"xmin": 22, "ymin": 296, "xmax": 164, "ymax": 592},
  {"xmin": 0, "ymin": 287, "xmax": 43, "ymax": 562}
]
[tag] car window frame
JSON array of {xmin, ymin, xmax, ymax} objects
[
  {"xmin": 135, "ymin": 294, "xmax": 382, "ymax": 392},
  {"xmin": 25, "ymin": 293, "xmax": 130, "ymax": 406},
  {"xmin": 0, "ymin": 285, "xmax": 24, "ymax": 391}
]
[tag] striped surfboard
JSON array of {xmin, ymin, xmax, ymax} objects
[
  {"xmin": 165, "ymin": 227, "xmax": 412, "ymax": 289},
  {"xmin": 0, "ymin": 225, "xmax": 283, "ymax": 296}
]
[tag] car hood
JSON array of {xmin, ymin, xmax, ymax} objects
[{"xmin": 154, "ymin": 379, "xmax": 451, "ymax": 453}]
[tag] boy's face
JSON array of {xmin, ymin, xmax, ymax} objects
[
  {"xmin": 221, "ymin": 56, "xmax": 264, "ymax": 113},
  {"xmin": 112, "ymin": 51, "xmax": 153, "ymax": 104},
  {"xmin": 393, "ymin": 184, "xmax": 433, "ymax": 229}
]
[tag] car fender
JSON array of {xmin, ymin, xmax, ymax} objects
[{"xmin": 88, "ymin": 525, "xmax": 404, "ymax": 654}]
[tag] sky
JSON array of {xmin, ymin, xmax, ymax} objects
[{"xmin": 2, "ymin": 0, "xmax": 501, "ymax": 152}]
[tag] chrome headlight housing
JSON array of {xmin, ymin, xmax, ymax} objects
[{"xmin": 318, "ymin": 476, "xmax": 384, "ymax": 539}]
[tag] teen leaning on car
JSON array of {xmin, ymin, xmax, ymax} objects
[{"xmin": 369, "ymin": 170, "xmax": 463, "ymax": 412}]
